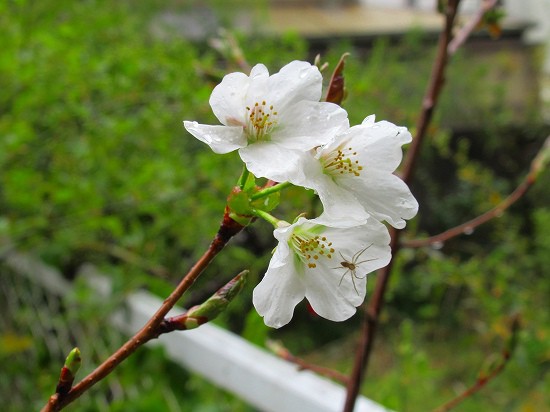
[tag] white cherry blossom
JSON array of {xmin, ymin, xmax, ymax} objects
[
  {"xmin": 267, "ymin": 116, "xmax": 419, "ymax": 228},
  {"xmin": 183, "ymin": 61, "xmax": 349, "ymax": 181},
  {"xmin": 252, "ymin": 216, "xmax": 391, "ymax": 328}
]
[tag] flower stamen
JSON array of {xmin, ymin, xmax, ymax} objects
[
  {"xmin": 321, "ymin": 143, "xmax": 363, "ymax": 178},
  {"xmin": 245, "ymin": 100, "xmax": 278, "ymax": 142},
  {"xmin": 290, "ymin": 233, "xmax": 334, "ymax": 269}
]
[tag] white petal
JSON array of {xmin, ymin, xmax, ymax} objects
[
  {"xmin": 244, "ymin": 64, "xmax": 272, "ymax": 105},
  {"xmin": 303, "ymin": 218, "xmax": 391, "ymax": 321},
  {"xmin": 209, "ymin": 71, "xmax": 251, "ymax": 126},
  {"xmin": 312, "ymin": 218, "xmax": 392, "ymax": 263},
  {"xmin": 362, "ymin": 115, "xmax": 376, "ymax": 126},
  {"xmin": 265, "ymin": 61, "xmax": 323, "ymax": 108},
  {"xmin": 303, "ymin": 265, "xmax": 363, "ymax": 322},
  {"xmin": 276, "ymin": 101, "xmax": 349, "ymax": 150},
  {"xmin": 316, "ymin": 217, "xmax": 392, "ymax": 254},
  {"xmin": 238, "ymin": 143, "xmax": 305, "ymax": 182},
  {"xmin": 183, "ymin": 121, "xmax": 246, "ymax": 154},
  {"xmin": 344, "ymin": 171, "xmax": 419, "ymax": 229},
  {"xmin": 250, "ymin": 63, "xmax": 270, "ymax": 78},
  {"xmin": 338, "ymin": 121, "xmax": 412, "ymax": 173},
  {"xmin": 252, "ymin": 254, "xmax": 306, "ymax": 328},
  {"xmin": 283, "ymin": 151, "xmax": 369, "ymax": 226},
  {"xmin": 272, "ymin": 222, "xmax": 295, "ymax": 244},
  {"xmin": 316, "ymin": 180, "xmax": 369, "ymax": 226}
]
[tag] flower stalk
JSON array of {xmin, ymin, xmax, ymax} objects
[
  {"xmin": 41, "ymin": 215, "xmax": 244, "ymax": 412},
  {"xmin": 343, "ymin": 0, "xmax": 462, "ymax": 410}
]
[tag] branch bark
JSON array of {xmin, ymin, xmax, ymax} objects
[
  {"xmin": 41, "ymin": 211, "xmax": 243, "ymax": 412},
  {"xmin": 343, "ymin": 0, "xmax": 516, "ymax": 409},
  {"xmin": 343, "ymin": 1, "xmax": 462, "ymax": 410}
]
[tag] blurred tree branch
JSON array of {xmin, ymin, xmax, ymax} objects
[
  {"xmin": 404, "ymin": 135, "xmax": 550, "ymax": 248},
  {"xmin": 342, "ymin": 0, "xmax": 511, "ymax": 410},
  {"xmin": 432, "ymin": 314, "xmax": 520, "ymax": 412}
]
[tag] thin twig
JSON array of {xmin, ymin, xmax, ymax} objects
[
  {"xmin": 344, "ymin": 0, "xmax": 526, "ymax": 408},
  {"xmin": 432, "ymin": 314, "xmax": 520, "ymax": 412},
  {"xmin": 404, "ymin": 135, "xmax": 550, "ymax": 248},
  {"xmin": 209, "ymin": 29, "xmax": 251, "ymax": 73},
  {"xmin": 41, "ymin": 212, "xmax": 244, "ymax": 412},
  {"xmin": 267, "ymin": 340, "xmax": 350, "ymax": 385},
  {"xmin": 343, "ymin": 1, "xmax": 462, "ymax": 411},
  {"xmin": 448, "ymin": 0, "xmax": 500, "ymax": 56}
]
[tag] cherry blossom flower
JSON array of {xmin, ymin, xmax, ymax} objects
[
  {"xmin": 183, "ymin": 61, "xmax": 349, "ymax": 181},
  {"xmin": 269, "ymin": 116, "xmax": 419, "ymax": 228},
  {"xmin": 252, "ymin": 216, "xmax": 391, "ymax": 328}
]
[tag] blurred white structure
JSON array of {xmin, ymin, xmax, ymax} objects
[
  {"xmin": 358, "ymin": 0, "xmax": 550, "ymax": 118},
  {"xmin": 3, "ymin": 248, "xmax": 391, "ymax": 412},
  {"xmin": 358, "ymin": 0, "xmax": 548, "ymax": 39}
]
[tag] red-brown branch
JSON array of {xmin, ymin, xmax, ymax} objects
[
  {"xmin": 343, "ymin": 1, "xmax": 462, "ymax": 411},
  {"xmin": 404, "ymin": 135, "xmax": 549, "ymax": 248},
  {"xmin": 432, "ymin": 314, "xmax": 520, "ymax": 412},
  {"xmin": 343, "ymin": 0, "xmax": 517, "ymax": 409},
  {"xmin": 42, "ymin": 212, "xmax": 243, "ymax": 412},
  {"xmin": 269, "ymin": 341, "xmax": 350, "ymax": 385},
  {"xmin": 448, "ymin": 0, "xmax": 499, "ymax": 56}
]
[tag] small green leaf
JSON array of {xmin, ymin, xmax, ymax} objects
[{"xmin": 242, "ymin": 171, "xmax": 257, "ymax": 192}]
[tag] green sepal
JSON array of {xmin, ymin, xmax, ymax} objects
[
  {"xmin": 227, "ymin": 179, "xmax": 281, "ymax": 225},
  {"xmin": 227, "ymin": 188, "xmax": 255, "ymax": 226},
  {"xmin": 228, "ymin": 189, "xmax": 253, "ymax": 216},
  {"xmin": 241, "ymin": 171, "xmax": 257, "ymax": 192},
  {"xmin": 251, "ymin": 190, "xmax": 280, "ymax": 213}
]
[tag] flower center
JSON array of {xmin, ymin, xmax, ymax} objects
[
  {"xmin": 290, "ymin": 233, "xmax": 335, "ymax": 269},
  {"xmin": 321, "ymin": 143, "xmax": 363, "ymax": 178},
  {"xmin": 245, "ymin": 100, "xmax": 278, "ymax": 142}
]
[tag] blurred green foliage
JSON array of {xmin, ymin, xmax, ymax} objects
[{"xmin": 1, "ymin": 0, "xmax": 549, "ymax": 411}]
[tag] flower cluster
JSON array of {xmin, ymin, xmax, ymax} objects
[{"xmin": 184, "ymin": 60, "xmax": 418, "ymax": 328}]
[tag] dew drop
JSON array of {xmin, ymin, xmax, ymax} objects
[
  {"xmin": 463, "ymin": 226, "xmax": 474, "ymax": 235},
  {"xmin": 299, "ymin": 67, "xmax": 310, "ymax": 79},
  {"xmin": 431, "ymin": 241, "xmax": 444, "ymax": 250}
]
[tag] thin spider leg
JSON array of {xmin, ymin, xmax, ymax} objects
[
  {"xmin": 350, "ymin": 272, "xmax": 359, "ymax": 294},
  {"xmin": 352, "ymin": 244, "xmax": 373, "ymax": 261},
  {"xmin": 339, "ymin": 268, "xmax": 360, "ymax": 294},
  {"xmin": 355, "ymin": 272, "xmax": 368, "ymax": 280},
  {"xmin": 354, "ymin": 257, "xmax": 378, "ymax": 279},
  {"xmin": 338, "ymin": 269, "xmax": 350, "ymax": 286},
  {"xmin": 356, "ymin": 258, "xmax": 377, "ymax": 265}
]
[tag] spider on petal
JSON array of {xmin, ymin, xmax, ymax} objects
[{"xmin": 333, "ymin": 244, "xmax": 376, "ymax": 294}]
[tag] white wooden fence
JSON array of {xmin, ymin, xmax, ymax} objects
[{"xmin": 3, "ymin": 248, "xmax": 391, "ymax": 412}]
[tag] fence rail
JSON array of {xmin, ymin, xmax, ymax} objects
[{"xmin": 2, "ymin": 247, "xmax": 390, "ymax": 412}]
